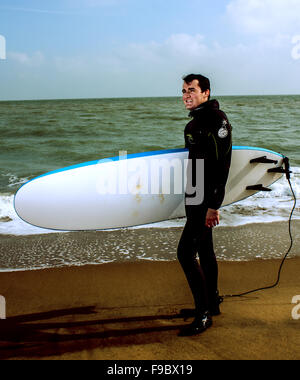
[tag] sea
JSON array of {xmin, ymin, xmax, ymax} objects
[{"xmin": 0, "ymin": 95, "xmax": 299, "ymax": 270}]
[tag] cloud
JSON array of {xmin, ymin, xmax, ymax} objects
[
  {"xmin": 117, "ymin": 34, "xmax": 207, "ymax": 69},
  {"xmin": 226, "ymin": 0, "xmax": 300, "ymax": 36},
  {"xmin": 94, "ymin": 33, "xmax": 300, "ymax": 96},
  {"xmin": 165, "ymin": 34, "xmax": 207, "ymax": 58},
  {"xmin": 2, "ymin": 32, "xmax": 300, "ymax": 100},
  {"xmin": 8, "ymin": 51, "xmax": 45, "ymax": 66}
]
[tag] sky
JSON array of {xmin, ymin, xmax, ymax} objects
[{"xmin": 0, "ymin": 0, "xmax": 300, "ymax": 100}]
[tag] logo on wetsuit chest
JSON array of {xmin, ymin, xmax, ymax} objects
[
  {"xmin": 218, "ymin": 120, "xmax": 229, "ymax": 139},
  {"xmin": 186, "ymin": 133, "xmax": 195, "ymax": 144}
]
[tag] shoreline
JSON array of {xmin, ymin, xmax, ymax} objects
[{"xmin": 0, "ymin": 220, "xmax": 299, "ymax": 272}]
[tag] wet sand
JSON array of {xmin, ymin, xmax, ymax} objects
[
  {"xmin": 0, "ymin": 221, "xmax": 299, "ymax": 270},
  {"xmin": 0, "ymin": 257, "xmax": 299, "ymax": 360}
]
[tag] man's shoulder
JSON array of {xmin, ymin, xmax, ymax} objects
[
  {"xmin": 207, "ymin": 108, "xmax": 229, "ymax": 130},
  {"xmin": 208, "ymin": 101, "xmax": 227, "ymax": 118},
  {"xmin": 208, "ymin": 105, "xmax": 232, "ymax": 139}
]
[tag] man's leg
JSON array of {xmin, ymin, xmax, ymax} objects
[
  {"xmin": 177, "ymin": 219, "xmax": 209, "ymax": 314},
  {"xmin": 198, "ymin": 227, "xmax": 220, "ymax": 314}
]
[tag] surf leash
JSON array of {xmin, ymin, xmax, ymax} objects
[{"xmin": 223, "ymin": 156, "xmax": 297, "ymax": 299}]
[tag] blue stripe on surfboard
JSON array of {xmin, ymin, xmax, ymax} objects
[
  {"xmin": 233, "ymin": 146, "xmax": 284, "ymax": 157},
  {"xmin": 16, "ymin": 146, "xmax": 284, "ymax": 186},
  {"xmin": 19, "ymin": 148, "xmax": 188, "ymax": 184}
]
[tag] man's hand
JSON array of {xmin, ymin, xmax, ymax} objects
[{"xmin": 205, "ymin": 208, "xmax": 220, "ymax": 228}]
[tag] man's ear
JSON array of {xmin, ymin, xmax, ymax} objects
[{"xmin": 204, "ymin": 89, "xmax": 210, "ymax": 100}]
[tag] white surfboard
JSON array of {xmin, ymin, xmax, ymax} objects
[{"xmin": 14, "ymin": 146, "xmax": 284, "ymax": 231}]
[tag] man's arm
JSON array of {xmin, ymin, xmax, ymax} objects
[{"xmin": 205, "ymin": 112, "xmax": 232, "ymax": 227}]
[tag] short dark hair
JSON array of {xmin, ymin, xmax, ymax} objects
[{"xmin": 183, "ymin": 74, "xmax": 211, "ymax": 94}]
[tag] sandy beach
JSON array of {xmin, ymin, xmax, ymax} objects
[
  {"xmin": 0, "ymin": 254, "xmax": 299, "ymax": 360},
  {"xmin": 0, "ymin": 221, "xmax": 299, "ymax": 360}
]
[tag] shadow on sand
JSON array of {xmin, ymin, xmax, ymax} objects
[{"xmin": 0, "ymin": 306, "xmax": 186, "ymax": 359}]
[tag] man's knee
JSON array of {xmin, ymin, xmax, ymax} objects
[{"xmin": 177, "ymin": 237, "xmax": 198, "ymax": 266}]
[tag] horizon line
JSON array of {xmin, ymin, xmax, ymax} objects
[{"xmin": 1, "ymin": 93, "xmax": 300, "ymax": 103}]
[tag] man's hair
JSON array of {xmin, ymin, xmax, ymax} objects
[{"xmin": 183, "ymin": 74, "xmax": 211, "ymax": 97}]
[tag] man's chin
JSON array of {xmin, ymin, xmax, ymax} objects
[{"xmin": 185, "ymin": 105, "xmax": 194, "ymax": 110}]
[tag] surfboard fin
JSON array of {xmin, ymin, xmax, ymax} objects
[
  {"xmin": 268, "ymin": 158, "xmax": 292, "ymax": 179},
  {"xmin": 267, "ymin": 167, "xmax": 288, "ymax": 174},
  {"xmin": 250, "ymin": 156, "xmax": 278, "ymax": 164},
  {"xmin": 246, "ymin": 184, "xmax": 272, "ymax": 192}
]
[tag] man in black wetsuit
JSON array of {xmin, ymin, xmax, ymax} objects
[{"xmin": 178, "ymin": 74, "xmax": 232, "ymax": 337}]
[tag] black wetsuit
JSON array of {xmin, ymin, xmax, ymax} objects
[{"xmin": 177, "ymin": 99, "xmax": 232, "ymax": 314}]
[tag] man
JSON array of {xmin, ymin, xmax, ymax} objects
[{"xmin": 177, "ymin": 74, "xmax": 232, "ymax": 336}]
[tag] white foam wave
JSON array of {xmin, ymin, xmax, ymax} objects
[
  {"xmin": 0, "ymin": 194, "xmax": 61, "ymax": 235},
  {"xmin": 219, "ymin": 168, "xmax": 299, "ymax": 227},
  {"xmin": 1, "ymin": 172, "xmax": 30, "ymax": 188}
]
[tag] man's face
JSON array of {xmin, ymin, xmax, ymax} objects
[{"xmin": 182, "ymin": 79, "xmax": 210, "ymax": 110}]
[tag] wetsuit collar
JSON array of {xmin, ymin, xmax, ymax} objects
[{"xmin": 189, "ymin": 99, "xmax": 220, "ymax": 118}]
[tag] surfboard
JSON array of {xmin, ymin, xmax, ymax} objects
[{"xmin": 14, "ymin": 146, "xmax": 284, "ymax": 231}]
